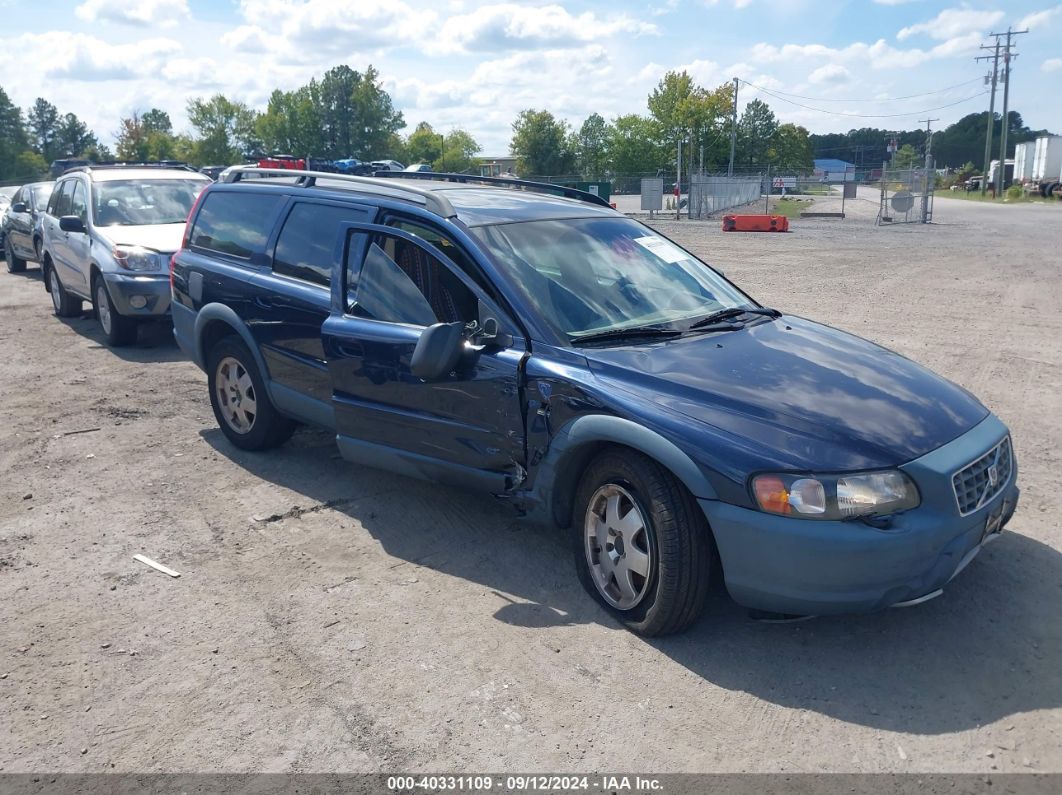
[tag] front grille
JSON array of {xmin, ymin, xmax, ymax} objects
[{"xmin": 952, "ymin": 437, "xmax": 1012, "ymax": 516}]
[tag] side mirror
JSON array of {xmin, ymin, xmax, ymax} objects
[
  {"xmin": 411, "ymin": 322, "xmax": 465, "ymax": 381},
  {"xmin": 11, "ymin": 202, "xmax": 26, "ymax": 214},
  {"xmin": 59, "ymin": 215, "xmax": 86, "ymax": 234}
]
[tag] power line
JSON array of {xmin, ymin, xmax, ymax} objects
[
  {"xmin": 745, "ymin": 83, "xmax": 988, "ymax": 119},
  {"xmin": 738, "ymin": 76, "xmax": 984, "ymax": 103}
]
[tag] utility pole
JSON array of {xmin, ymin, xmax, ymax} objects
[
  {"xmin": 727, "ymin": 76, "xmax": 738, "ymax": 177},
  {"xmin": 991, "ymin": 27, "xmax": 1027, "ymax": 193},
  {"xmin": 919, "ymin": 118, "xmax": 938, "ymax": 223},
  {"xmin": 975, "ymin": 40, "xmax": 1001, "ymax": 197}
]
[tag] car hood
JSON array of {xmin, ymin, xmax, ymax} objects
[
  {"xmin": 583, "ymin": 316, "xmax": 988, "ymax": 471},
  {"xmin": 96, "ymin": 223, "xmax": 185, "ymax": 253}
]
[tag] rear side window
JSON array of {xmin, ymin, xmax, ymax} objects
[
  {"xmin": 189, "ymin": 191, "xmax": 283, "ymax": 259},
  {"xmin": 69, "ymin": 182, "xmax": 87, "ymax": 223},
  {"xmin": 273, "ymin": 203, "xmax": 358, "ymax": 287},
  {"xmin": 50, "ymin": 180, "xmax": 74, "ymax": 216}
]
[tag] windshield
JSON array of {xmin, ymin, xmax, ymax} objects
[
  {"xmin": 92, "ymin": 179, "xmax": 207, "ymax": 226},
  {"xmin": 472, "ymin": 217, "xmax": 755, "ymax": 341},
  {"xmin": 31, "ymin": 184, "xmax": 53, "ymax": 207}
]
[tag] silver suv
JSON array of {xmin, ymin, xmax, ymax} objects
[{"xmin": 40, "ymin": 165, "xmax": 210, "ymax": 346}]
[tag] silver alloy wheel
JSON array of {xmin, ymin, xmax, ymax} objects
[
  {"xmin": 49, "ymin": 269, "xmax": 61, "ymax": 312},
  {"xmin": 215, "ymin": 356, "xmax": 258, "ymax": 434},
  {"xmin": 96, "ymin": 283, "xmax": 112, "ymax": 335},
  {"xmin": 584, "ymin": 484, "xmax": 653, "ymax": 610}
]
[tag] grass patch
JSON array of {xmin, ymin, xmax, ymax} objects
[
  {"xmin": 938, "ymin": 189, "xmax": 1055, "ymax": 204},
  {"xmin": 771, "ymin": 198, "xmax": 809, "ymax": 218}
]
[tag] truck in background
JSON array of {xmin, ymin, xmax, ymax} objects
[{"xmin": 1026, "ymin": 135, "xmax": 1062, "ymax": 198}]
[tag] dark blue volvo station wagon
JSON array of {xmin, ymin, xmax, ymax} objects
[{"xmin": 171, "ymin": 168, "xmax": 1018, "ymax": 636}]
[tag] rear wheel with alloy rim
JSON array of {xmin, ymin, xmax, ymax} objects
[
  {"xmin": 573, "ymin": 449, "xmax": 713, "ymax": 636},
  {"xmin": 93, "ymin": 277, "xmax": 138, "ymax": 347},
  {"xmin": 5, "ymin": 239, "xmax": 26, "ymax": 272},
  {"xmin": 207, "ymin": 336, "xmax": 295, "ymax": 450},
  {"xmin": 46, "ymin": 262, "xmax": 83, "ymax": 318}
]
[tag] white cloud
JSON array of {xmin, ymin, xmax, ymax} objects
[
  {"xmin": 1042, "ymin": 57, "xmax": 1062, "ymax": 72},
  {"xmin": 750, "ymin": 34, "xmax": 980, "ymax": 70},
  {"xmin": 897, "ymin": 8, "xmax": 1004, "ymax": 41},
  {"xmin": 0, "ymin": 32, "xmax": 182, "ymax": 82},
  {"xmin": 75, "ymin": 0, "xmax": 190, "ymax": 28},
  {"xmin": 1018, "ymin": 5, "xmax": 1062, "ymax": 30},
  {"xmin": 873, "ymin": 0, "xmax": 920, "ymax": 4},
  {"xmin": 227, "ymin": 0, "xmax": 436, "ymax": 61},
  {"xmin": 808, "ymin": 63, "xmax": 851, "ymax": 84},
  {"xmin": 430, "ymin": 3, "xmax": 656, "ymax": 55}
]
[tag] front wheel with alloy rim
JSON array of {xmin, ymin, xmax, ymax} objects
[
  {"xmin": 207, "ymin": 336, "xmax": 295, "ymax": 451},
  {"xmin": 573, "ymin": 449, "xmax": 713, "ymax": 636},
  {"xmin": 93, "ymin": 277, "xmax": 138, "ymax": 347},
  {"xmin": 46, "ymin": 262, "xmax": 83, "ymax": 318}
]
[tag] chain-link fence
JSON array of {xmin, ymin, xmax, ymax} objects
[
  {"xmin": 687, "ymin": 174, "xmax": 762, "ymax": 219},
  {"xmin": 877, "ymin": 158, "xmax": 934, "ymax": 225}
]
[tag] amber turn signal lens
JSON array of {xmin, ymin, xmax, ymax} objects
[{"xmin": 753, "ymin": 475, "xmax": 791, "ymax": 515}]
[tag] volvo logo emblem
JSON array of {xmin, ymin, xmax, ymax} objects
[{"xmin": 987, "ymin": 465, "xmax": 999, "ymax": 487}]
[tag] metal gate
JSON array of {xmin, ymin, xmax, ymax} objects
[{"xmin": 877, "ymin": 158, "xmax": 935, "ymax": 225}]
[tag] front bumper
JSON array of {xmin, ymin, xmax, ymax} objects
[
  {"xmin": 702, "ymin": 414, "xmax": 1019, "ymax": 616},
  {"xmin": 102, "ymin": 272, "xmax": 171, "ymax": 316}
]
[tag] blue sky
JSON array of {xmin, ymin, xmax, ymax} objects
[{"xmin": 2, "ymin": 0, "xmax": 1059, "ymax": 155}]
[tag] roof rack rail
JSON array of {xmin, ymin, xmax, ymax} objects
[
  {"xmin": 64, "ymin": 161, "xmax": 201, "ymax": 174},
  {"xmin": 371, "ymin": 171, "xmax": 614, "ymax": 208},
  {"xmin": 218, "ymin": 165, "xmax": 457, "ymax": 217}
]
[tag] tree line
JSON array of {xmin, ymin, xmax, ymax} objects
[
  {"xmin": 808, "ymin": 111, "xmax": 1050, "ymax": 172},
  {"xmin": 510, "ymin": 73, "xmax": 815, "ymax": 179},
  {"xmin": 1, "ymin": 60, "xmax": 1049, "ymax": 185}
]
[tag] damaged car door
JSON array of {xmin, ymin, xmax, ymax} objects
[{"xmin": 322, "ymin": 223, "xmax": 527, "ymax": 492}]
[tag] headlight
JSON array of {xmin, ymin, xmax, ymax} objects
[
  {"xmin": 751, "ymin": 470, "xmax": 919, "ymax": 520},
  {"xmin": 113, "ymin": 245, "xmax": 159, "ymax": 272}
]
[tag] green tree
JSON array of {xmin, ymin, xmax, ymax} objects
[
  {"xmin": 608, "ymin": 114, "xmax": 665, "ymax": 175},
  {"xmin": 26, "ymin": 98, "xmax": 61, "ymax": 162},
  {"xmin": 575, "ymin": 112, "xmax": 610, "ymax": 179},
  {"xmin": 0, "ymin": 87, "xmax": 29, "ymax": 180},
  {"xmin": 14, "ymin": 151, "xmax": 48, "ymax": 180},
  {"xmin": 434, "ymin": 129, "xmax": 480, "ymax": 173},
  {"xmin": 736, "ymin": 99, "xmax": 778, "ymax": 169},
  {"xmin": 55, "ymin": 113, "xmax": 98, "ymax": 158},
  {"xmin": 892, "ymin": 143, "xmax": 921, "ymax": 170},
  {"xmin": 648, "ymin": 71, "xmax": 695, "ymax": 151},
  {"xmin": 509, "ymin": 109, "xmax": 575, "ymax": 176},
  {"xmin": 187, "ymin": 94, "xmax": 259, "ymax": 164},
  {"xmin": 141, "ymin": 108, "xmax": 173, "ymax": 136},
  {"xmin": 406, "ymin": 121, "xmax": 444, "ymax": 165},
  {"xmin": 768, "ymin": 123, "xmax": 813, "ymax": 170},
  {"xmin": 256, "ymin": 87, "xmax": 324, "ymax": 156},
  {"xmin": 349, "ymin": 65, "xmax": 404, "ymax": 158}
]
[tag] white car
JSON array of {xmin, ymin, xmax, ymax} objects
[{"xmin": 39, "ymin": 164, "xmax": 210, "ymax": 346}]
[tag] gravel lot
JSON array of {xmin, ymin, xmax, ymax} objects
[{"xmin": 1, "ymin": 191, "xmax": 1060, "ymax": 774}]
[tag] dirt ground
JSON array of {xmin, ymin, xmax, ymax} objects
[{"xmin": 1, "ymin": 191, "xmax": 1060, "ymax": 774}]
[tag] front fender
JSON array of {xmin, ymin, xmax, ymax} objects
[{"xmin": 525, "ymin": 413, "xmax": 719, "ymax": 527}]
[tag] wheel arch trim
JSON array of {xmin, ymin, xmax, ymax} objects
[
  {"xmin": 533, "ymin": 414, "xmax": 719, "ymax": 527},
  {"xmin": 194, "ymin": 303, "xmax": 271, "ymax": 388}
]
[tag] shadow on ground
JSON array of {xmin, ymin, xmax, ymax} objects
[
  {"xmin": 56, "ymin": 309, "xmax": 186, "ymax": 363},
  {"xmin": 202, "ymin": 424, "xmax": 1062, "ymax": 737}
]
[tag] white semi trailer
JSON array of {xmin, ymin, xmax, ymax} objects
[{"xmin": 1030, "ymin": 135, "xmax": 1062, "ymax": 198}]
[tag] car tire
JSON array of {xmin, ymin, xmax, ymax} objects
[
  {"xmin": 92, "ymin": 275, "xmax": 138, "ymax": 347},
  {"xmin": 572, "ymin": 449, "xmax": 712, "ymax": 636},
  {"xmin": 207, "ymin": 336, "xmax": 296, "ymax": 451},
  {"xmin": 5, "ymin": 239, "xmax": 26, "ymax": 273},
  {"xmin": 45, "ymin": 262, "xmax": 83, "ymax": 318}
]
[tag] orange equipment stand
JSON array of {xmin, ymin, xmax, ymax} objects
[{"xmin": 722, "ymin": 214, "xmax": 789, "ymax": 232}]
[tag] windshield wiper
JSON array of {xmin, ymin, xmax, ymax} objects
[
  {"xmin": 570, "ymin": 325, "xmax": 683, "ymax": 345},
  {"xmin": 688, "ymin": 306, "xmax": 781, "ymax": 330}
]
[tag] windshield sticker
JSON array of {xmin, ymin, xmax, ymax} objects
[{"xmin": 633, "ymin": 235, "xmax": 688, "ymax": 263}]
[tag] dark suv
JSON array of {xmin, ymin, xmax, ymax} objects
[{"xmin": 172, "ymin": 168, "xmax": 1018, "ymax": 636}]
